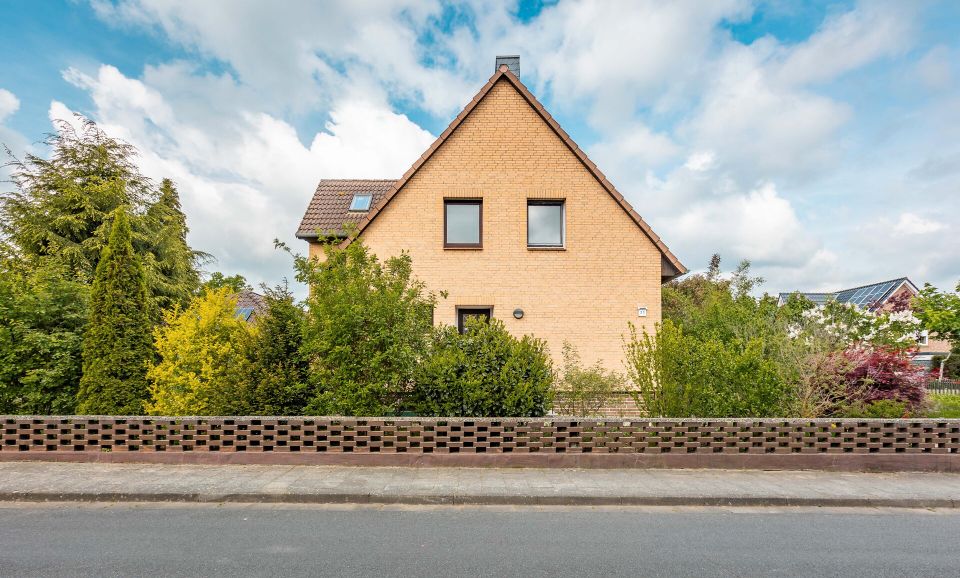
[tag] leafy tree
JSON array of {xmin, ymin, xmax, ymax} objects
[
  {"xmin": 913, "ymin": 281, "xmax": 960, "ymax": 346},
  {"xmin": 0, "ymin": 260, "xmax": 88, "ymax": 414},
  {"xmin": 635, "ymin": 257, "xmax": 793, "ymax": 417},
  {"xmin": 1, "ymin": 117, "xmax": 205, "ymax": 312},
  {"xmin": 412, "ymin": 317, "xmax": 554, "ymax": 417},
  {"xmin": 291, "ymin": 239, "xmax": 438, "ymax": 416},
  {"xmin": 146, "ymin": 288, "xmax": 254, "ymax": 416},
  {"xmin": 553, "ymin": 342, "xmax": 624, "ymax": 417},
  {"xmin": 625, "ymin": 320, "xmax": 791, "ymax": 418},
  {"xmin": 76, "ymin": 208, "xmax": 154, "ymax": 414},
  {"xmin": 839, "ymin": 346, "xmax": 927, "ymax": 410},
  {"xmin": 202, "ymin": 272, "xmax": 250, "ymax": 293},
  {"xmin": 243, "ymin": 284, "xmax": 310, "ymax": 415}
]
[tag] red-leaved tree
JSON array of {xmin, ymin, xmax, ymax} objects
[{"xmin": 842, "ymin": 347, "xmax": 928, "ymax": 408}]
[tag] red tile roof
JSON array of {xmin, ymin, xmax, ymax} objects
[{"xmin": 296, "ymin": 179, "xmax": 395, "ymax": 238}]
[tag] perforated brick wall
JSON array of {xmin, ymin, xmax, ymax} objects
[{"xmin": 3, "ymin": 416, "xmax": 958, "ymax": 456}]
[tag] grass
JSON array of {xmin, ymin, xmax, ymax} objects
[{"xmin": 927, "ymin": 393, "xmax": 960, "ymax": 418}]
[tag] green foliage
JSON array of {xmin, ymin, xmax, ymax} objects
[
  {"xmin": 927, "ymin": 394, "xmax": 960, "ymax": 418},
  {"xmin": 293, "ymin": 240, "xmax": 438, "ymax": 416},
  {"xmin": 553, "ymin": 342, "xmax": 624, "ymax": 417},
  {"xmin": 411, "ymin": 318, "xmax": 554, "ymax": 417},
  {"xmin": 625, "ymin": 320, "xmax": 791, "ymax": 418},
  {"xmin": 140, "ymin": 179, "xmax": 203, "ymax": 312},
  {"xmin": 202, "ymin": 272, "xmax": 250, "ymax": 293},
  {"xmin": 76, "ymin": 209, "xmax": 154, "ymax": 414},
  {"xmin": 636, "ymin": 256, "xmax": 794, "ymax": 417},
  {"xmin": 840, "ymin": 399, "xmax": 911, "ymax": 419},
  {"xmin": 913, "ymin": 281, "xmax": 960, "ymax": 346},
  {"xmin": 0, "ymin": 261, "xmax": 88, "ymax": 414},
  {"xmin": 1, "ymin": 117, "xmax": 206, "ymax": 314},
  {"xmin": 243, "ymin": 284, "xmax": 310, "ymax": 415},
  {"xmin": 146, "ymin": 288, "xmax": 253, "ymax": 416}
]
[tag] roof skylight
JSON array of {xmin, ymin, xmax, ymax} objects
[{"xmin": 349, "ymin": 194, "xmax": 372, "ymax": 211}]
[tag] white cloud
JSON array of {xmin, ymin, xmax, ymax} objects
[
  {"xmin": 91, "ymin": 0, "xmax": 482, "ymax": 117},
  {"xmin": 60, "ymin": 64, "xmax": 435, "ymax": 288},
  {"xmin": 0, "ymin": 88, "xmax": 30, "ymax": 182},
  {"xmin": 775, "ymin": 2, "xmax": 917, "ymax": 86},
  {"xmin": 916, "ymin": 45, "xmax": 953, "ymax": 91},
  {"xmin": 684, "ymin": 151, "xmax": 716, "ymax": 172},
  {"xmin": 893, "ymin": 213, "xmax": 946, "ymax": 236},
  {"xmin": 0, "ymin": 88, "xmax": 19, "ymax": 122},
  {"xmin": 681, "ymin": 41, "xmax": 851, "ymax": 182},
  {"xmin": 663, "ymin": 182, "xmax": 820, "ymax": 269}
]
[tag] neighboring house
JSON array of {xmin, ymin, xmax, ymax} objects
[
  {"xmin": 777, "ymin": 277, "xmax": 952, "ymax": 366},
  {"xmin": 296, "ymin": 56, "xmax": 686, "ymax": 370},
  {"xmin": 235, "ymin": 289, "xmax": 266, "ymax": 323}
]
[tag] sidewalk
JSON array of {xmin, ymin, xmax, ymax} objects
[{"xmin": 1, "ymin": 462, "xmax": 959, "ymax": 508}]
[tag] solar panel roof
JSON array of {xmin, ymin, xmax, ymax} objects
[
  {"xmin": 834, "ymin": 279, "xmax": 905, "ymax": 309},
  {"xmin": 778, "ymin": 278, "xmax": 913, "ymax": 310},
  {"xmin": 235, "ymin": 307, "xmax": 255, "ymax": 321}
]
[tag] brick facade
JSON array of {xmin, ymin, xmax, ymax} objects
[{"xmin": 310, "ymin": 77, "xmax": 670, "ymax": 371}]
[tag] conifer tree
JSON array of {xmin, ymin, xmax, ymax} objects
[
  {"xmin": 76, "ymin": 208, "xmax": 154, "ymax": 414},
  {"xmin": 244, "ymin": 284, "xmax": 310, "ymax": 415},
  {"xmin": 142, "ymin": 179, "xmax": 203, "ymax": 313},
  {"xmin": 2, "ymin": 118, "xmax": 207, "ymax": 311}
]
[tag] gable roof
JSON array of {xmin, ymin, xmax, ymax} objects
[
  {"xmin": 298, "ymin": 64, "xmax": 687, "ymax": 280},
  {"xmin": 234, "ymin": 289, "xmax": 266, "ymax": 323},
  {"xmin": 777, "ymin": 277, "xmax": 918, "ymax": 309},
  {"xmin": 296, "ymin": 179, "xmax": 395, "ymax": 238}
]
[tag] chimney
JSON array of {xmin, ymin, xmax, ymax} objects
[{"xmin": 495, "ymin": 55, "xmax": 520, "ymax": 77}]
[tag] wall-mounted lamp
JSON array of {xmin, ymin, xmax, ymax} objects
[
  {"xmin": 637, "ymin": 306, "xmax": 648, "ymax": 318},
  {"xmin": 513, "ymin": 308, "xmax": 524, "ymax": 319}
]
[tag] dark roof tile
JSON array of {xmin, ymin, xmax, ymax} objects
[{"xmin": 296, "ymin": 179, "xmax": 395, "ymax": 238}]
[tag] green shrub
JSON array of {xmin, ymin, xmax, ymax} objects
[
  {"xmin": 927, "ymin": 394, "xmax": 960, "ymax": 418},
  {"xmin": 0, "ymin": 261, "xmax": 88, "ymax": 414},
  {"xmin": 840, "ymin": 399, "xmax": 911, "ymax": 419},
  {"xmin": 553, "ymin": 342, "xmax": 624, "ymax": 416},
  {"xmin": 293, "ymin": 239, "xmax": 437, "ymax": 416},
  {"xmin": 411, "ymin": 318, "xmax": 554, "ymax": 417},
  {"xmin": 243, "ymin": 284, "xmax": 310, "ymax": 415},
  {"xmin": 625, "ymin": 320, "xmax": 791, "ymax": 418},
  {"xmin": 146, "ymin": 288, "xmax": 253, "ymax": 416}
]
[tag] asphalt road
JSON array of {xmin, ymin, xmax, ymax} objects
[{"xmin": 0, "ymin": 504, "xmax": 958, "ymax": 577}]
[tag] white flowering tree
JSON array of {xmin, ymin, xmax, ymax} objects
[{"xmin": 781, "ymin": 292, "xmax": 922, "ymax": 350}]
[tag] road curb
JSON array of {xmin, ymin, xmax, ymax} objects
[{"xmin": 1, "ymin": 492, "xmax": 956, "ymax": 508}]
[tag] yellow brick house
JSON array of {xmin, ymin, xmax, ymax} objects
[{"xmin": 296, "ymin": 57, "xmax": 686, "ymax": 371}]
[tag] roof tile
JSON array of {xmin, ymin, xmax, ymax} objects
[{"xmin": 296, "ymin": 179, "xmax": 395, "ymax": 238}]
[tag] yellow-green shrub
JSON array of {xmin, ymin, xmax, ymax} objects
[{"xmin": 146, "ymin": 288, "xmax": 253, "ymax": 416}]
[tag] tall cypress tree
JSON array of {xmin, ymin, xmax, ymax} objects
[
  {"xmin": 76, "ymin": 208, "xmax": 154, "ymax": 414},
  {"xmin": 142, "ymin": 179, "xmax": 203, "ymax": 313}
]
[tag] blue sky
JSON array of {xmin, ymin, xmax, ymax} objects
[{"xmin": 0, "ymin": 0, "xmax": 957, "ymax": 295}]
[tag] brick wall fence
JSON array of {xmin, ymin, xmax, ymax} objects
[{"xmin": 3, "ymin": 416, "xmax": 959, "ymax": 471}]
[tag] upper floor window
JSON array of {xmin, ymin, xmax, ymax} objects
[
  {"xmin": 349, "ymin": 194, "xmax": 372, "ymax": 211},
  {"xmin": 527, "ymin": 200, "xmax": 565, "ymax": 248},
  {"xmin": 444, "ymin": 199, "xmax": 482, "ymax": 248}
]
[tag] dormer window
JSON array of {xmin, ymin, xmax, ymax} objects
[{"xmin": 349, "ymin": 194, "xmax": 372, "ymax": 212}]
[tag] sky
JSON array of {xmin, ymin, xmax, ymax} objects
[{"xmin": 0, "ymin": 0, "xmax": 957, "ymax": 296}]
